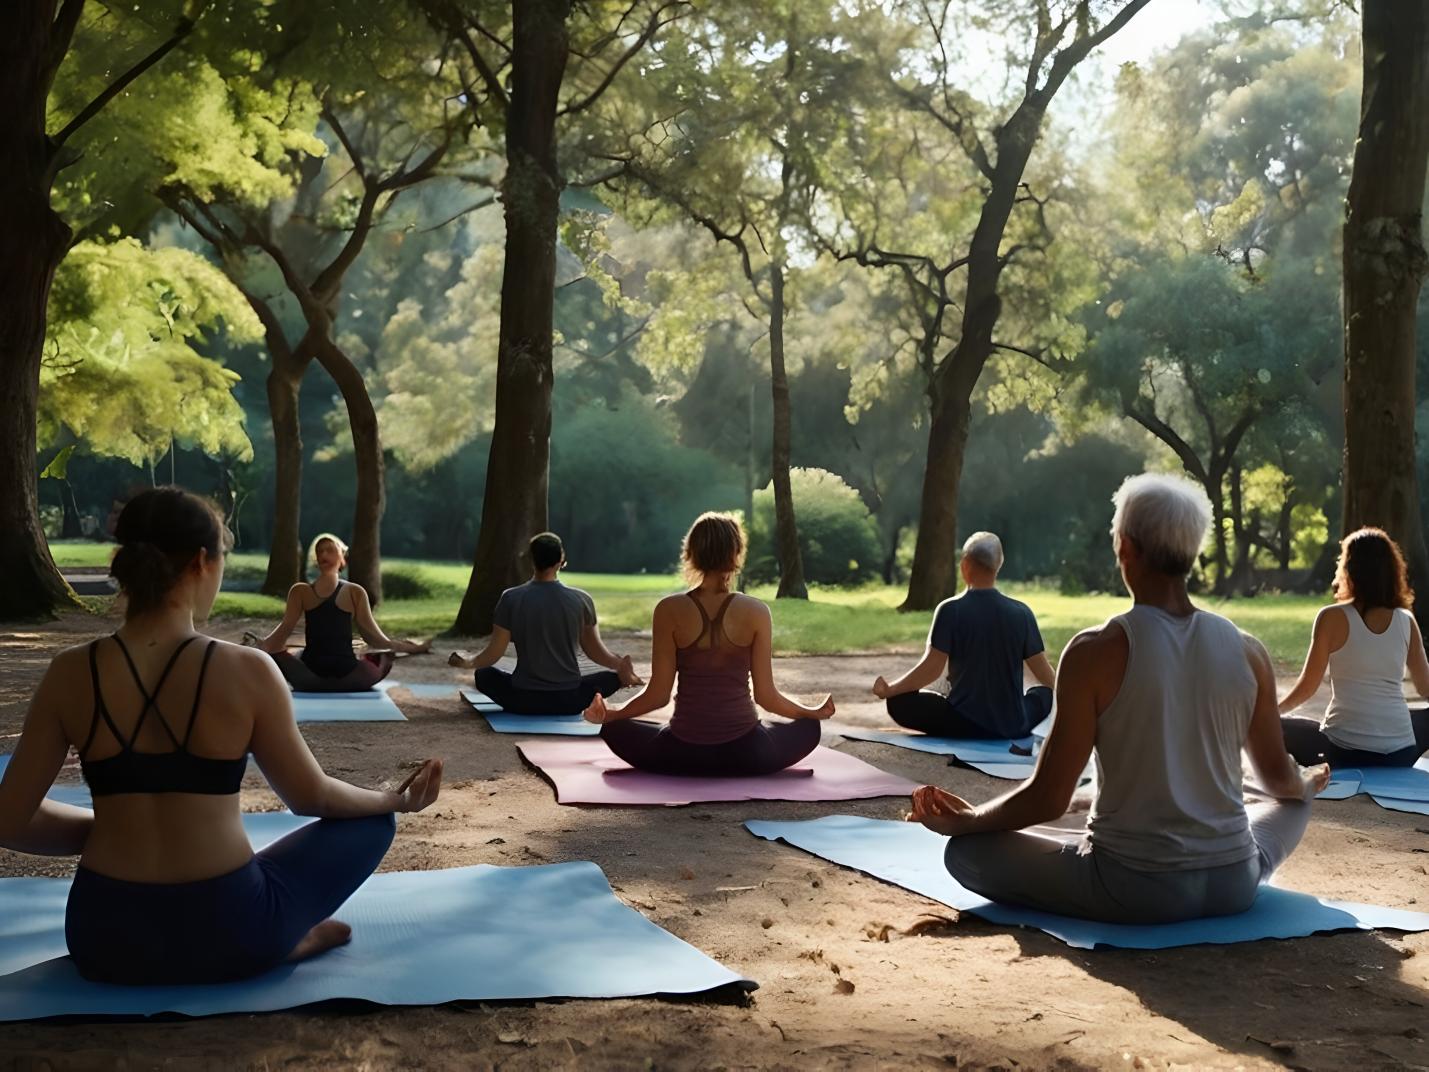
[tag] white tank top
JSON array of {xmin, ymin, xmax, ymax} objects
[
  {"xmin": 1322, "ymin": 606, "xmax": 1415, "ymax": 753},
  {"xmin": 1087, "ymin": 606, "xmax": 1256, "ymax": 872}
]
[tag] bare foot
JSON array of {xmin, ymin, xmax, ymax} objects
[{"xmin": 285, "ymin": 918, "xmax": 352, "ymax": 963}]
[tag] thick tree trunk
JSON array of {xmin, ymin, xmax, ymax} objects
[
  {"xmin": 313, "ymin": 336, "xmax": 385, "ymax": 604},
  {"xmin": 1342, "ymin": 0, "xmax": 1429, "ymax": 637},
  {"xmin": 262, "ymin": 351, "xmax": 307, "ymax": 595},
  {"xmin": 902, "ymin": 387, "xmax": 973, "ymax": 610},
  {"xmin": 453, "ymin": 0, "xmax": 569, "ymax": 635},
  {"xmin": 768, "ymin": 263, "xmax": 807, "ymax": 599},
  {"xmin": 0, "ymin": 3, "xmax": 78, "ymax": 620}
]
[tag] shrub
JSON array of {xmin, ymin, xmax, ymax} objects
[{"xmin": 747, "ymin": 468, "xmax": 882, "ymax": 586}]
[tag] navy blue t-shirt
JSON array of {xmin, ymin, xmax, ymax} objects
[{"xmin": 928, "ymin": 588, "xmax": 1044, "ymax": 738}]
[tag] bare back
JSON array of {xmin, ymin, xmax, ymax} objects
[{"xmin": 51, "ymin": 637, "xmax": 264, "ymax": 882}]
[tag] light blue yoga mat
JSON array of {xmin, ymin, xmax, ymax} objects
[
  {"xmin": 1306, "ymin": 759, "xmax": 1429, "ymax": 814},
  {"xmin": 392, "ymin": 683, "xmax": 458, "ymax": 700},
  {"xmin": 745, "ymin": 814, "xmax": 1429, "ymax": 951},
  {"xmin": 838, "ymin": 728, "xmax": 1036, "ymax": 779},
  {"xmin": 461, "ymin": 689, "xmax": 598, "ymax": 736},
  {"xmin": 291, "ymin": 690, "xmax": 406, "ymax": 723},
  {"xmin": 0, "ymin": 861, "xmax": 753, "ymax": 1020}
]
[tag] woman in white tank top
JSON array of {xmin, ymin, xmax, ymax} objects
[{"xmin": 1279, "ymin": 528, "xmax": 1429, "ymax": 768}]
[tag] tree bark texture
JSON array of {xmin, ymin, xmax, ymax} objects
[
  {"xmin": 768, "ymin": 263, "xmax": 807, "ymax": 599},
  {"xmin": 312, "ymin": 335, "xmax": 385, "ymax": 603},
  {"xmin": 258, "ymin": 306, "xmax": 309, "ymax": 595},
  {"xmin": 1342, "ymin": 0, "xmax": 1429, "ymax": 634},
  {"xmin": 0, "ymin": 1, "xmax": 79, "ymax": 619},
  {"xmin": 452, "ymin": 0, "xmax": 570, "ymax": 635}
]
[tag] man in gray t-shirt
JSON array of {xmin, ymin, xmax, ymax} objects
[{"xmin": 451, "ymin": 532, "xmax": 642, "ymax": 714}]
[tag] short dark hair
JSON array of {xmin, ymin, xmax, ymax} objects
[
  {"xmin": 530, "ymin": 531, "xmax": 564, "ymax": 571},
  {"xmin": 110, "ymin": 487, "xmax": 229, "ymax": 616},
  {"xmin": 1334, "ymin": 527, "xmax": 1414, "ymax": 610}
]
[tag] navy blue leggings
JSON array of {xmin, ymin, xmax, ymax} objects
[
  {"xmin": 886, "ymin": 686, "xmax": 1053, "ymax": 740},
  {"xmin": 475, "ymin": 666, "xmax": 621, "ymax": 714},
  {"xmin": 65, "ymin": 813, "xmax": 395, "ymax": 985},
  {"xmin": 1281, "ymin": 706, "xmax": 1429, "ymax": 769},
  {"xmin": 272, "ymin": 651, "xmax": 394, "ymax": 693},
  {"xmin": 600, "ymin": 718, "xmax": 821, "ymax": 776}
]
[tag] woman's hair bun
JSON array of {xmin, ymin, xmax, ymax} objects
[{"xmin": 108, "ymin": 487, "xmax": 228, "ymax": 616}]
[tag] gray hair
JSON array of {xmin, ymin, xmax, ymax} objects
[
  {"xmin": 1111, "ymin": 473, "xmax": 1212, "ymax": 576},
  {"xmin": 961, "ymin": 531, "xmax": 1004, "ymax": 574}
]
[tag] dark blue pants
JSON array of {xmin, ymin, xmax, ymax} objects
[
  {"xmin": 66, "ymin": 813, "xmax": 395, "ymax": 985},
  {"xmin": 475, "ymin": 666, "xmax": 621, "ymax": 714},
  {"xmin": 600, "ymin": 718, "xmax": 821, "ymax": 777},
  {"xmin": 1281, "ymin": 706, "xmax": 1429, "ymax": 769},
  {"xmin": 886, "ymin": 686, "xmax": 1053, "ymax": 740}
]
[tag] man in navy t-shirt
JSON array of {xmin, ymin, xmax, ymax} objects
[{"xmin": 873, "ymin": 532, "xmax": 1055, "ymax": 739}]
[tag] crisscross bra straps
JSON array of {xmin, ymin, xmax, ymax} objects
[{"xmin": 79, "ymin": 635, "xmax": 247, "ymax": 797}]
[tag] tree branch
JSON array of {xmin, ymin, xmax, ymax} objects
[
  {"xmin": 42, "ymin": 0, "xmax": 86, "ymax": 97},
  {"xmin": 1123, "ymin": 396, "xmax": 1209, "ymax": 485},
  {"xmin": 52, "ymin": 11, "xmax": 197, "ymax": 148},
  {"xmin": 560, "ymin": 1, "xmax": 692, "ymax": 117},
  {"xmin": 417, "ymin": 0, "xmax": 509, "ymax": 110}
]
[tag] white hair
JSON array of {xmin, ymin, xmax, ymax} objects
[
  {"xmin": 1110, "ymin": 473, "xmax": 1212, "ymax": 576},
  {"xmin": 961, "ymin": 531, "xmax": 1004, "ymax": 574}
]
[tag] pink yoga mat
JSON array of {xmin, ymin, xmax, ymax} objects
[{"xmin": 518, "ymin": 739, "xmax": 921, "ymax": 807}]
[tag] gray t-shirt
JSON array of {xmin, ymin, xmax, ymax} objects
[{"xmin": 493, "ymin": 580, "xmax": 596, "ymax": 690}]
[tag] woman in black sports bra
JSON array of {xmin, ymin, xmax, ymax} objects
[
  {"xmin": 0, "ymin": 488, "xmax": 443, "ymax": 984},
  {"xmin": 252, "ymin": 533, "xmax": 430, "ymax": 693}
]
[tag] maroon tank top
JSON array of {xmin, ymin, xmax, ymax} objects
[{"xmin": 668, "ymin": 592, "xmax": 759, "ymax": 745}]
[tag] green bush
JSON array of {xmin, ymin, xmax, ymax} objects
[
  {"xmin": 748, "ymin": 468, "xmax": 882, "ymax": 586},
  {"xmin": 379, "ymin": 565, "xmax": 458, "ymax": 601}
]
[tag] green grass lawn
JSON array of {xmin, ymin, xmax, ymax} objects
[{"xmin": 47, "ymin": 541, "xmax": 1320, "ymax": 668}]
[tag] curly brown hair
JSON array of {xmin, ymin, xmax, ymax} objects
[{"xmin": 1332, "ymin": 527, "xmax": 1414, "ymax": 610}]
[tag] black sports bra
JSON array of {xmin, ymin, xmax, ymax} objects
[{"xmin": 79, "ymin": 635, "xmax": 247, "ymax": 797}]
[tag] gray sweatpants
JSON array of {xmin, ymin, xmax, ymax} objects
[{"xmin": 943, "ymin": 800, "xmax": 1312, "ymax": 924}]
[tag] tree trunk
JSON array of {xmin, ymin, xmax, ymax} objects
[
  {"xmin": 1208, "ymin": 474, "xmax": 1231, "ymax": 595},
  {"xmin": 0, "ymin": 2, "xmax": 78, "ymax": 620},
  {"xmin": 312, "ymin": 336, "xmax": 385, "ymax": 604},
  {"xmin": 452, "ymin": 0, "xmax": 570, "ymax": 635},
  {"xmin": 899, "ymin": 5, "xmax": 1151, "ymax": 610},
  {"xmin": 902, "ymin": 386, "xmax": 973, "ymax": 610},
  {"xmin": 768, "ymin": 262, "xmax": 807, "ymax": 599},
  {"xmin": 262, "ymin": 352, "xmax": 307, "ymax": 595},
  {"xmin": 1342, "ymin": 0, "xmax": 1429, "ymax": 638}
]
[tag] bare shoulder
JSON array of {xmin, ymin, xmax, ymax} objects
[
  {"xmin": 344, "ymin": 582, "xmax": 370, "ymax": 606},
  {"xmin": 286, "ymin": 582, "xmax": 317, "ymax": 609},
  {"xmin": 40, "ymin": 641, "xmax": 96, "ymax": 694},
  {"xmin": 1237, "ymin": 629, "xmax": 1274, "ymax": 676},
  {"xmin": 1063, "ymin": 621, "xmax": 1127, "ymax": 660},
  {"xmin": 732, "ymin": 592, "xmax": 771, "ymax": 619}
]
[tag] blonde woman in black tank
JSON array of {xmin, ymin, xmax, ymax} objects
[{"xmin": 253, "ymin": 534, "xmax": 430, "ymax": 693}]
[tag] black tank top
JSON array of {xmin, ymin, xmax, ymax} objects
[
  {"xmin": 80, "ymin": 635, "xmax": 247, "ymax": 797},
  {"xmin": 299, "ymin": 580, "xmax": 358, "ymax": 676}
]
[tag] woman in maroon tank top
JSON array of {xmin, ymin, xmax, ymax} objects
[{"xmin": 586, "ymin": 513, "xmax": 833, "ymax": 776}]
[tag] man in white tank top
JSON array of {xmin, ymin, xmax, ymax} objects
[{"xmin": 907, "ymin": 474, "xmax": 1329, "ymax": 924}]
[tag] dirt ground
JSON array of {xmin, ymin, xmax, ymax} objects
[{"xmin": 1, "ymin": 611, "xmax": 1427, "ymax": 1071}]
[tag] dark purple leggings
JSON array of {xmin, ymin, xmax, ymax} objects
[
  {"xmin": 1281, "ymin": 706, "xmax": 1429, "ymax": 768},
  {"xmin": 599, "ymin": 717, "xmax": 821, "ymax": 777},
  {"xmin": 271, "ymin": 650, "xmax": 394, "ymax": 693},
  {"xmin": 65, "ymin": 813, "xmax": 395, "ymax": 985}
]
